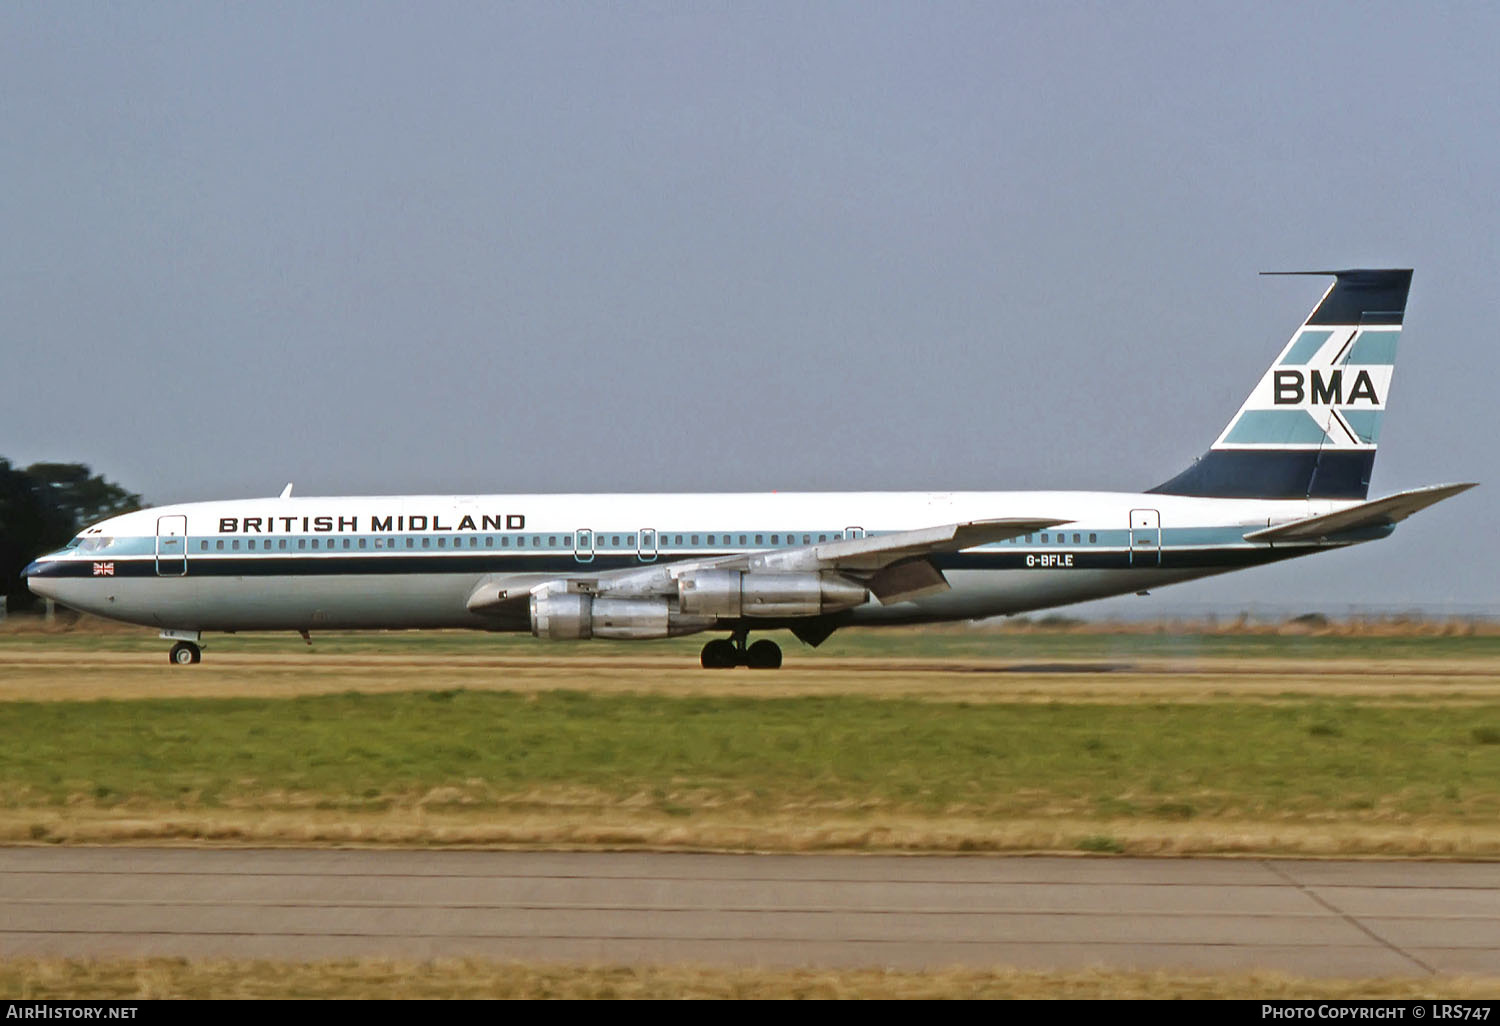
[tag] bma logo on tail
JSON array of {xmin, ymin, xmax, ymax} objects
[
  {"xmin": 1151, "ymin": 269, "xmax": 1412, "ymax": 500},
  {"xmin": 1213, "ymin": 282, "xmax": 1405, "ymax": 452},
  {"xmin": 1272, "ymin": 368, "xmax": 1380, "ymax": 406}
]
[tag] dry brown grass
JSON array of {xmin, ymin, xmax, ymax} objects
[
  {"xmin": 8, "ymin": 805, "xmax": 1500, "ymax": 858},
  {"xmin": 3, "ymin": 958, "xmax": 1498, "ymax": 999},
  {"xmin": 2, "ymin": 649, "xmax": 1499, "ymax": 705}
]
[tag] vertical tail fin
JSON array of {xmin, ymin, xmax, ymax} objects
[{"xmin": 1150, "ymin": 269, "xmax": 1412, "ymax": 500}]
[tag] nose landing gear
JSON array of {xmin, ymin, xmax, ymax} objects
[
  {"xmin": 162, "ymin": 629, "xmax": 203, "ymax": 666},
  {"xmin": 700, "ymin": 631, "xmax": 782, "ymax": 669},
  {"xmin": 168, "ymin": 641, "xmax": 202, "ymax": 665}
]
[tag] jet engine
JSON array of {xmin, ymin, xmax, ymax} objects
[
  {"xmin": 530, "ymin": 592, "xmax": 715, "ymax": 641},
  {"xmin": 677, "ymin": 570, "xmax": 868, "ymax": 618}
]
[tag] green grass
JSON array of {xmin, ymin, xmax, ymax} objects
[{"xmin": 3, "ymin": 690, "xmax": 1498, "ymax": 822}]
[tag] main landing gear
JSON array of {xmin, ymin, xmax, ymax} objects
[
  {"xmin": 168, "ymin": 641, "xmax": 201, "ymax": 665},
  {"xmin": 700, "ymin": 631, "xmax": 782, "ymax": 670}
]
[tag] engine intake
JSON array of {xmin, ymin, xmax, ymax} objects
[{"xmin": 677, "ymin": 570, "xmax": 868, "ymax": 618}]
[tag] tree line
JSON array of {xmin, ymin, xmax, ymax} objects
[{"xmin": 0, "ymin": 460, "xmax": 141, "ymax": 611}]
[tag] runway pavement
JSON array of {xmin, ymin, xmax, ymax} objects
[{"xmin": 1, "ymin": 848, "xmax": 1496, "ymax": 976}]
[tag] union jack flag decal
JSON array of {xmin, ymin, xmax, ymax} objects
[{"xmin": 92, "ymin": 562, "xmax": 114, "ymax": 576}]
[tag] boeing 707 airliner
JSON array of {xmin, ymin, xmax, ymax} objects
[{"xmin": 24, "ymin": 269, "xmax": 1475, "ymax": 667}]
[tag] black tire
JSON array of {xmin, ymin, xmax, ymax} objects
[
  {"xmin": 169, "ymin": 642, "xmax": 200, "ymax": 666},
  {"xmin": 746, "ymin": 639, "xmax": 782, "ymax": 669},
  {"xmin": 700, "ymin": 638, "xmax": 737, "ymax": 669}
]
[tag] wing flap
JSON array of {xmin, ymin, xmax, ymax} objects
[
  {"xmin": 1244, "ymin": 482, "xmax": 1477, "ymax": 542},
  {"xmin": 868, "ymin": 558, "xmax": 950, "ymax": 604}
]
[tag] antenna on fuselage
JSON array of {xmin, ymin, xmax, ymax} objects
[{"xmin": 279, "ymin": 483, "xmax": 294, "ymax": 499}]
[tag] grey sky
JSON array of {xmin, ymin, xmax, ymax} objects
[{"xmin": 3, "ymin": 2, "xmax": 1495, "ymax": 614}]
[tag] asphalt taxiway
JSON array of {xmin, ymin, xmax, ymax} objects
[{"xmin": 2, "ymin": 848, "xmax": 1496, "ymax": 976}]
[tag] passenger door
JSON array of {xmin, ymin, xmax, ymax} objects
[{"xmin": 156, "ymin": 515, "xmax": 188, "ymax": 576}]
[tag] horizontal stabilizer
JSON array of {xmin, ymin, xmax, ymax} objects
[{"xmin": 1243, "ymin": 482, "xmax": 1477, "ymax": 542}]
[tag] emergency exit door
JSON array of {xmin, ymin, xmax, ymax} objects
[{"xmin": 1129, "ymin": 509, "xmax": 1160, "ymax": 567}]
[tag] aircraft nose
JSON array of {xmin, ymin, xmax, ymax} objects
[{"xmin": 23, "ymin": 559, "xmax": 61, "ymax": 600}]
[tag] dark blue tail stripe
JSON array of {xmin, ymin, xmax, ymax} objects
[{"xmin": 1148, "ymin": 449, "xmax": 1375, "ymax": 500}]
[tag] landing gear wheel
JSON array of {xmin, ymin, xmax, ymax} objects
[
  {"xmin": 746, "ymin": 639, "xmax": 782, "ymax": 669},
  {"xmin": 169, "ymin": 642, "xmax": 201, "ymax": 666},
  {"xmin": 700, "ymin": 638, "xmax": 737, "ymax": 669}
]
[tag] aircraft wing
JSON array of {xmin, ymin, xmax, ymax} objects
[
  {"xmin": 1243, "ymin": 482, "xmax": 1477, "ymax": 543},
  {"xmin": 716, "ymin": 517, "xmax": 1069, "ymax": 603},
  {"xmin": 467, "ymin": 516, "xmax": 1069, "ymax": 613}
]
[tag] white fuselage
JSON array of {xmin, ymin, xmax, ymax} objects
[{"xmin": 24, "ymin": 489, "xmax": 1357, "ymax": 635}]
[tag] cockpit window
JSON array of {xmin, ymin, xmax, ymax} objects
[
  {"xmin": 75, "ymin": 537, "xmax": 113, "ymax": 553},
  {"xmin": 63, "ymin": 537, "xmax": 82, "ymax": 549}
]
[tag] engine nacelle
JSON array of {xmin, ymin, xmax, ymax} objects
[
  {"xmin": 530, "ymin": 592, "xmax": 715, "ymax": 641},
  {"xmin": 677, "ymin": 570, "xmax": 868, "ymax": 618}
]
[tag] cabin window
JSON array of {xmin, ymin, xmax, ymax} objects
[
  {"xmin": 771, "ymin": 535, "xmax": 779, "ymax": 544},
  {"xmin": 1073, "ymin": 534, "xmax": 1080, "ymax": 544},
  {"xmin": 740, "ymin": 535, "xmax": 747, "ymax": 545},
  {"xmin": 358, "ymin": 538, "xmax": 367, "ymax": 549},
  {"xmin": 675, "ymin": 535, "xmax": 683, "ymax": 545},
  {"xmin": 422, "ymin": 538, "xmax": 431, "ymax": 548},
  {"xmin": 1057, "ymin": 534, "xmax": 1065, "ymax": 545},
  {"xmin": 200, "ymin": 541, "xmax": 208, "ymax": 551},
  {"xmin": 1040, "ymin": 534, "xmax": 1048, "ymax": 543},
  {"xmin": 819, "ymin": 534, "xmax": 827, "ymax": 542},
  {"xmin": 1089, "ymin": 533, "xmax": 1097, "ymax": 543},
  {"xmin": 755, "ymin": 535, "xmax": 763, "ymax": 544},
  {"xmin": 298, "ymin": 539, "xmax": 306, "ymax": 550},
  {"xmin": 485, "ymin": 537, "xmax": 493, "ymax": 547},
  {"xmin": 803, "ymin": 535, "xmax": 810, "ymax": 544},
  {"xmin": 533, "ymin": 536, "xmax": 541, "ymax": 547},
  {"xmin": 517, "ymin": 536, "xmax": 526, "ymax": 547},
  {"xmin": 215, "ymin": 540, "xmax": 224, "ymax": 551},
  {"xmin": 627, "ymin": 535, "xmax": 635, "ymax": 546},
  {"xmin": 502, "ymin": 536, "xmax": 510, "ymax": 547},
  {"xmin": 279, "ymin": 540, "xmax": 287, "ymax": 550}
]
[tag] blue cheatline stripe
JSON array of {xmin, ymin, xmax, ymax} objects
[
  {"xmin": 27, "ymin": 543, "xmax": 1338, "ymax": 582},
  {"xmin": 1279, "ymin": 330, "xmax": 1334, "ymax": 365},
  {"xmin": 1343, "ymin": 330, "xmax": 1399, "ymax": 365},
  {"xmin": 40, "ymin": 523, "xmax": 1271, "ymax": 568},
  {"xmin": 1223, "ymin": 410, "xmax": 1331, "ymax": 445}
]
